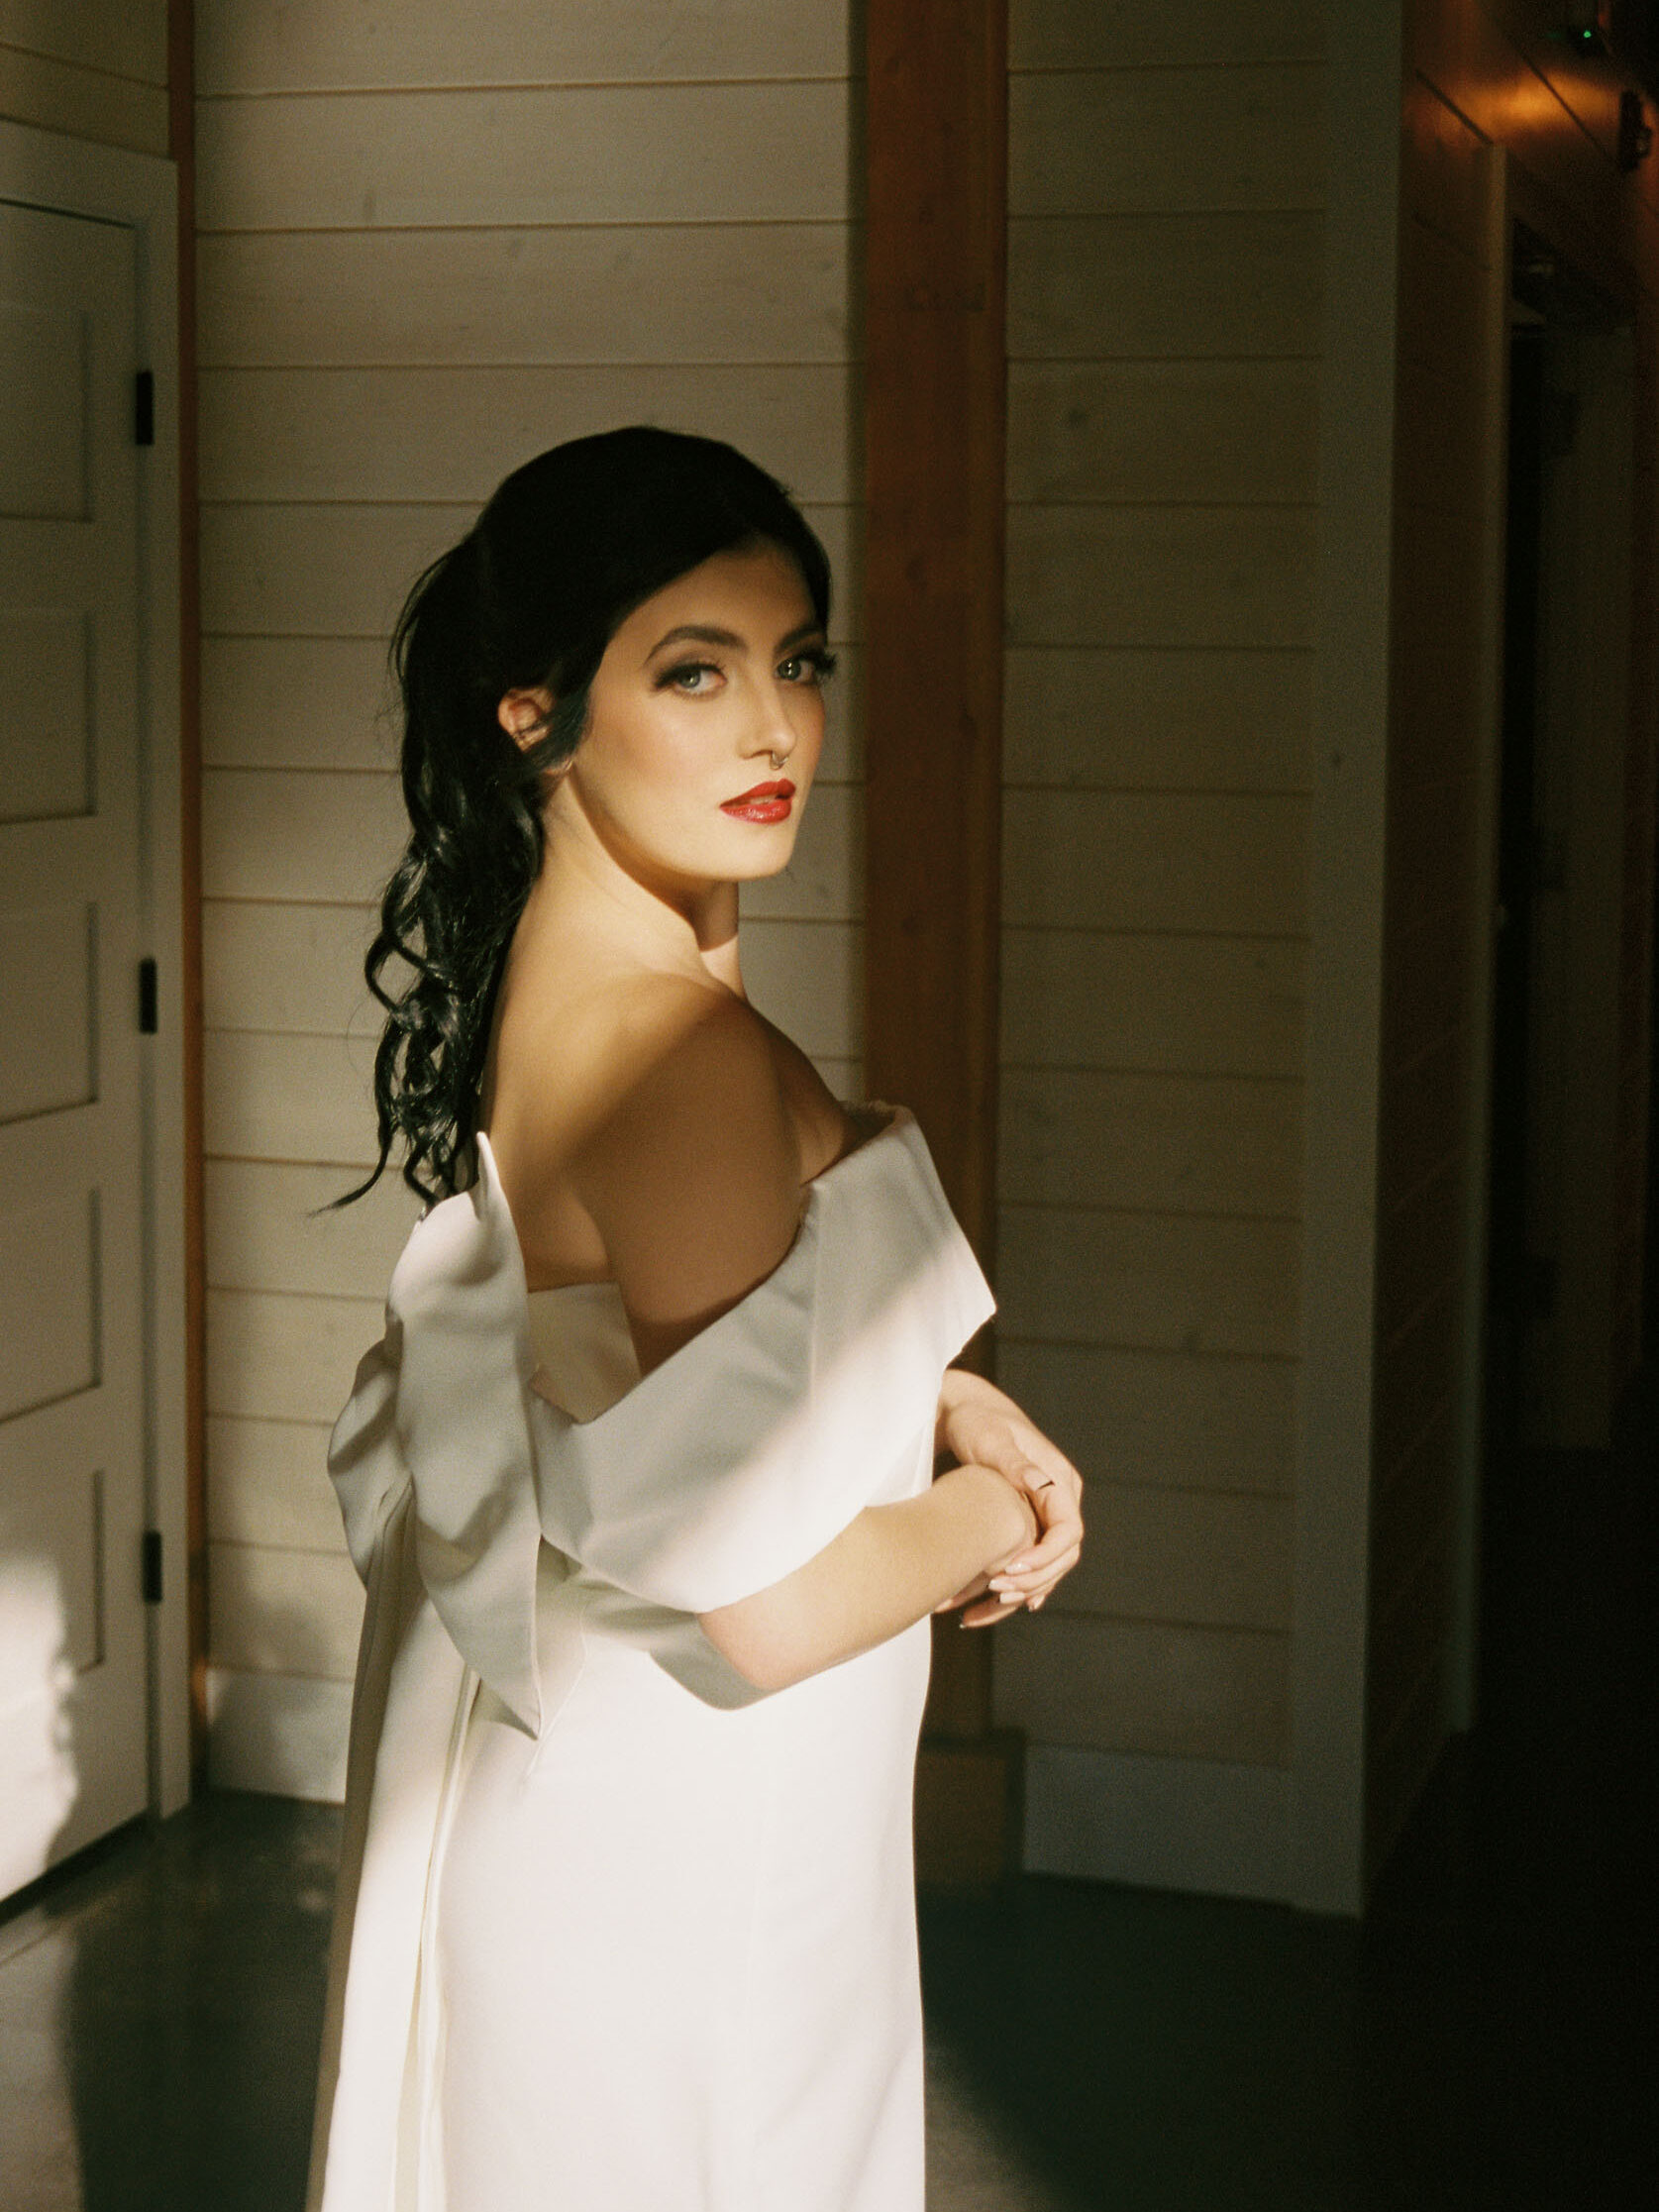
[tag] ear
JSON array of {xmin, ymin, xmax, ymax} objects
[{"xmin": 498, "ymin": 686, "xmax": 555, "ymax": 749}]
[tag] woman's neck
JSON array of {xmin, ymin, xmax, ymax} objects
[{"xmin": 533, "ymin": 790, "xmax": 745, "ymax": 996}]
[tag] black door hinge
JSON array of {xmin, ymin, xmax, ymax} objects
[
  {"xmin": 1618, "ymin": 90, "xmax": 1653, "ymax": 173},
  {"xmin": 134, "ymin": 369, "xmax": 155, "ymax": 447},
  {"xmin": 142, "ymin": 1529, "xmax": 163, "ymax": 1606},
  {"xmin": 138, "ymin": 957, "xmax": 158, "ymax": 1033}
]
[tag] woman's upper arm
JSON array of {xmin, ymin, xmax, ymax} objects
[{"xmin": 570, "ymin": 993, "xmax": 803, "ymax": 1374}]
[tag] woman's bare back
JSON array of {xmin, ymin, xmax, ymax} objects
[{"xmin": 481, "ymin": 911, "xmax": 851, "ymax": 1369}]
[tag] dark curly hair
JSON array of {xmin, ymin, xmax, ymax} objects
[{"xmin": 339, "ymin": 425, "xmax": 832, "ymax": 1207}]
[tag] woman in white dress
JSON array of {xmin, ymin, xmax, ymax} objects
[{"xmin": 310, "ymin": 427, "xmax": 1084, "ymax": 2212}]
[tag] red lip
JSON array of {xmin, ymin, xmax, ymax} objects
[
  {"xmin": 721, "ymin": 778, "xmax": 795, "ymax": 822},
  {"xmin": 723, "ymin": 778, "xmax": 795, "ymax": 805}
]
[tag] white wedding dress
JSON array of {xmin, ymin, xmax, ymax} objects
[{"xmin": 307, "ymin": 1107, "xmax": 994, "ymax": 2212}]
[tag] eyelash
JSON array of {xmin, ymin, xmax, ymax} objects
[{"xmin": 657, "ymin": 649, "xmax": 838, "ymax": 694}]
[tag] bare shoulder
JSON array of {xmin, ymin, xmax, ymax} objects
[
  {"xmin": 751, "ymin": 1008, "xmax": 852, "ymax": 1183},
  {"xmin": 571, "ymin": 978, "xmax": 806, "ymax": 1369}
]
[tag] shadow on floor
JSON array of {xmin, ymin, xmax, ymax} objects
[
  {"xmin": 0, "ymin": 1385, "xmax": 1651, "ymax": 2209},
  {"xmin": 0, "ymin": 1793, "xmax": 340, "ymax": 2212},
  {"xmin": 917, "ymin": 1369, "xmax": 1658, "ymax": 2212}
]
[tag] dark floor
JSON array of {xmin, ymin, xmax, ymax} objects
[
  {"xmin": 921, "ymin": 1369, "xmax": 1659, "ymax": 2212},
  {"xmin": 2, "ymin": 1383, "xmax": 1653, "ymax": 2210}
]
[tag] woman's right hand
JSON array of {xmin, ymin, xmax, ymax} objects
[{"xmin": 934, "ymin": 1373, "xmax": 1084, "ymax": 1618}]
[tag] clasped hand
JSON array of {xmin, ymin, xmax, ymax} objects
[{"xmin": 931, "ymin": 1369, "xmax": 1085, "ymax": 1629}]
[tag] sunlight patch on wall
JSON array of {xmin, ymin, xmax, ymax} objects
[{"xmin": 0, "ymin": 1554, "xmax": 79, "ymax": 1895}]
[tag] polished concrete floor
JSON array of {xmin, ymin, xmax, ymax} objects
[{"xmin": 1, "ymin": 1403, "xmax": 1651, "ymax": 2209}]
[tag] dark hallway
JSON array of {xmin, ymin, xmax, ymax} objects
[
  {"xmin": 2, "ymin": 1362, "xmax": 1652, "ymax": 2211},
  {"xmin": 918, "ymin": 1361, "xmax": 1658, "ymax": 2210}
]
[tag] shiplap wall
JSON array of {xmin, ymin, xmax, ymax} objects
[
  {"xmin": 196, "ymin": 0, "xmax": 866, "ymax": 1795},
  {"xmin": 990, "ymin": 0, "xmax": 1322, "ymax": 1897},
  {"xmin": 0, "ymin": 1, "xmax": 167, "ymax": 155}
]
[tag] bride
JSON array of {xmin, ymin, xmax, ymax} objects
[{"xmin": 313, "ymin": 425, "xmax": 1084, "ymax": 2210}]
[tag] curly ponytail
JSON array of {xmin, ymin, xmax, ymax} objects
[{"xmin": 339, "ymin": 425, "xmax": 831, "ymax": 1207}]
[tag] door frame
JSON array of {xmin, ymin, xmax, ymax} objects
[
  {"xmin": 0, "ymin": 119, "xmax": 189, "ymax": 1820},
  {"xmin": 1443, "ymin": 132, "xmax": 1659, "ymax": 1782},
  {"xmin": 1453, "ymin": 158, "xmax": 1648, "ymax": 1728},
  {"xmin": 1445, "ymin": 143, "xmax": 1513, "ymax": 1735}
]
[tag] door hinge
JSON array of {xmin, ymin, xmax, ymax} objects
[
  {"xmin": 138, "ymin": 957, "xmax": 158, "ymax": 1033},
  {"xmin": 142, "ymin": 1529, "xmax": 163, "ymax": 1606},
  {"xmin": 1618, "ymin": 90, "xmax": 1653, "ymax": 174},
  {"xmin": 134, "ymin": 369, "xmax": 156, "ymax": 448}
]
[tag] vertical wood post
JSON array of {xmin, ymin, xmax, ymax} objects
[
  {"xmin": 167, "ymin": 0, "xmax": 206, "ymax": 1786},
  {"xmin": 864, "ymin": 0, "xmax": 1012, "ymax": 1869}
]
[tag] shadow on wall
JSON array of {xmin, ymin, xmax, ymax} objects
[
  {"xmin": 0, "ymin": 1555, "xmax": 84, "ymax": 2210},
  {"xmin": 206, "ymin": 1594, "xmax": 354, "ymax": 1806},
  {"xmin": 0, "ymin": 1555, "xmax": 79, "ymax": 1897}
]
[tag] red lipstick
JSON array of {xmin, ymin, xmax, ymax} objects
[{"xmin": 720, "ymin": 778, "xmax": 795, "ymax": 824}]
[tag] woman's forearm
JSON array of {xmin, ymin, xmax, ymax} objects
[
  {"xmin": 697, "ymin": 1464, "xmax": 1035, "ymax": 1693},
  {"xmin": 934, "ymin": 1364, "xmax": 1019, "ymax": 1452}
]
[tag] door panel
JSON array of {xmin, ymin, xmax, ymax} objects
[
  {"xmin": 0, "ymin": 898, "xmax": 96, "ymax": 1120},
  {"xmin": 0, "ymin": 296, "xmax": 90, "ymax": 519},
  {"xmin": 0, "ymin": 198, "xmax": 148, "ymax": 1896},
  {"xmin": 0, "ymin": 607, "xmax": 93, "ymax": 821},
  {"xmin": 0, "ymin": 1186, "xmax": 100, "ymax": 1418}
]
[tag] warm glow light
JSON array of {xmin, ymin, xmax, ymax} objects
[{"xmin": 1490, "ymin": 71, "xmax": 1580, "ymax": 140}]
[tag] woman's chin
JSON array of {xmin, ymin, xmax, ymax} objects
[{"xmin": 718, "ymin": 824, "xmax": 806, "ymax": 881}]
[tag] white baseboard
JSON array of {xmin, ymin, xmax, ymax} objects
[
  {"xmin": 206, "ymin": 1667, "xmax": 351, "ymax": 1803},
  {"xmin": 1021, "ymin": 1745, "xmax": 1291, "ymax": 1902}
]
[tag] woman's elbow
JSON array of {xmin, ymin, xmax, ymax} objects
[{"xmin": 696, "ymin": 1599, "xmax": 812, "ymax": 1694}]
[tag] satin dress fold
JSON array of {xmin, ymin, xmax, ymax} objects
[{"xmin": 306, "ymin": 1108, "xmax": 994, "ymax": 2212}]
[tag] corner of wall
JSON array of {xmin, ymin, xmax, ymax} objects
[{"xmin": 1291, "ymin": 0, "xmax": 1406, "ymax": 1917}]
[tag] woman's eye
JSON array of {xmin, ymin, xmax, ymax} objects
[
  {"xmin": 778, "ymin": 650, "xmax": 837, "ymax": 685},
  {"xmin": 662, "ymin": 661, "xmax": 720, "ymax": 693}
]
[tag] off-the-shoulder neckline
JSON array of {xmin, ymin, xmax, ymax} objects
[
  {"xmin": 495, "ymin": 1108, "xmax": 930, "ymax": 1425},
  {"xmin": 485, "ymin": 1104, "xmax": 912, "ymax": 1306}
]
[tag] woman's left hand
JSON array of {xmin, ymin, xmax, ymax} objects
[{"xmin": 932, "ymin": 1370, "xmax": 1084, "ymax": 1626}]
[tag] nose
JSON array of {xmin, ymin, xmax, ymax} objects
[{"xmin": 748, "ymin": 678, "xmax": 798, "ymax": 766}]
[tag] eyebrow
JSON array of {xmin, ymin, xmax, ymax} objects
[{"xmin": 644, "ymin": 618, "xmax": 826, "ymax": 662}]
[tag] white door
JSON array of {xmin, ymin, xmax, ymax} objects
[{"xmin": 0, "ymin": 199, "xmax": 150, "ymax": 1894}]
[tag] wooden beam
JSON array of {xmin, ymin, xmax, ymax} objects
[
  {"xmin": 864, "ymin": 2, "xmax": 1008, "ymax": 1774},
  {"xmin": 864, "ymin": 1, "xmax": 1005, "ymax": 1263},
  {"xmin": 167, "ymin": 0, "xmax": 207, "ymax": 1788}
]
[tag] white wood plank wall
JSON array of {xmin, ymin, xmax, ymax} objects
[
  {"xmin": 993, "ymin": 0, "xmax": 1324, "ymax": 1893},
  {"xmin": 0, "ymin": 0, "xmax": 167, "ymax": 155},
  {"xmin": 196, "ymin": 0, "xmax": 866, "ymax": 1796}
]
